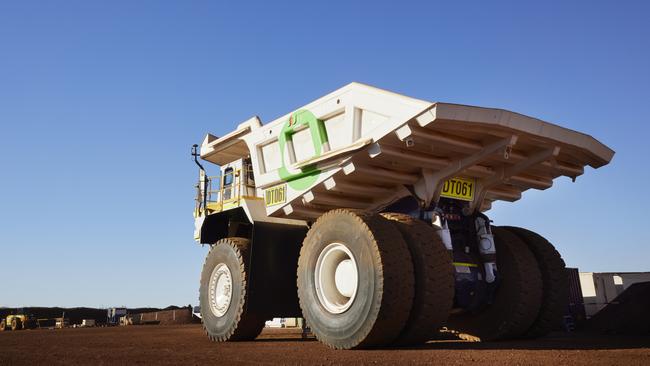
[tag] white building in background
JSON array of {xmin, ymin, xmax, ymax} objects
[
  {"xmin": 265, "ymin": 318, "xmax": 283, "ymax": 328},
  {"xmin": 265, "ymin": 318, "xmax": 300, "ymax": 328},
  {"xmin": 579, "ymin": 272, "xmax": 650, "ymax": 318}
]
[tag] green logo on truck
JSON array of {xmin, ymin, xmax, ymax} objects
[{"xmin": 278, "ymin": 110, "xmax": 328, "ymax": 190}]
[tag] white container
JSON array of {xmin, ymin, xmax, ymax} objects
[
  {"xmin": 81, "ymin": 319, "xmax": 96, "ymax": 327},
  {"xmin": 579, "ymin": 271, "xmax": 650, "ymax": 317}
]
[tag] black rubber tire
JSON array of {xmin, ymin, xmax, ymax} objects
[
  {"xmin": 500, "ymin": 226, "xmax": 568, "ymax": 338},
  {"xmin": 447, "ymin": 227, "xmax": 543, "ymax": 340},
  {"xmin": 11, "ymin": 318, "xmax": 22, "ymax": 331},
  {"xmin": 297, "ymin": 209, "xmax": 415, "ymax": 349},
  {"xmin": 381, "ymin": 213, "xmax": 454, "ymax": 345},
  {"xmin": 0, "ymin": 320, "xmax": 6, "ymax": 331},
  {"xmin": 200, "ymin": 237, "xmax": 266, "ymax": 342}
]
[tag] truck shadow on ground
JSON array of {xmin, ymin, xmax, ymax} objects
[
  {"xmin": 255, "ymin": 329, "xmax": 649, "ymax": 350},
  {"xmin": 393, "ymin": 333, "xmax": 650, "ymax": 351}
]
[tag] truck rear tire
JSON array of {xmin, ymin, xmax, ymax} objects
[
  {"xmin": 381, "ymin": 213, "xmax": 454, "ymax": 345},
  {"xmin": 500, "ymin": 226, "xmax": 568, "ymax": 338},
  {"xmin": 447, "ymin": 227, "xmax": 542, "ymax": 340},
  {"xmin": 297, "ymin": 209, "xmax": 414, "ymax": 349},
  {"xmin": 200, "ymin": 237, "xmax": 266, "ymax": 342},
  {"xmin": 0, "ymin": 320, "xmax": 6, "ymax": 331}
]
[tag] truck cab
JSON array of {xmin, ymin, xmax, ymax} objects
[
  {"xmin": 196, "ymin": 157, "xmax": 256, "ymax": 216},
  {"xmin": 193, "ymin": 154, "xmax": 261, "ymax": 241}
]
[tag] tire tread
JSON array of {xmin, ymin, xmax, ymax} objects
[
  {"xmin": 201, "ymin": 237, "xmax": 266, "ymax": 342},
  {"xmin": 381, "ymin": 213, "xmax": 454, "ymax": 345},
  {"xmin": 500, "ymin": 226, "xmax": 568, "ymax": 338}
]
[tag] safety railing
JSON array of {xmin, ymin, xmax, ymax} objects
[{"xmin": 195, "ymin": 165, "xmax": 256, "ymax": 216}]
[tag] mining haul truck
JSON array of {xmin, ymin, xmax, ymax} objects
[
  {"xmin": 191, "ymin": 82, "xmax": 613, "ymax": 349},
  {"xmin": 0, "ymin": 310, "xmax": 37, "ymax": 331}
]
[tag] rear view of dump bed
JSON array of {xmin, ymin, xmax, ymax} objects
[
  {"xmin": 199, "ymin": 82, "xmax": 613, "ymax": 220},
  {"xmin": 193, "ymin": 83, "xmax": 613, "ymax": 350}
]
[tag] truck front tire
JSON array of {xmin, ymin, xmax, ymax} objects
[
  {"xmin": 200, "ymin": 237, "xmax": 266, "ymax": 342},
  {"xmin": 297, "ymin": 209, "xmax": 415, "ymax": 349}
]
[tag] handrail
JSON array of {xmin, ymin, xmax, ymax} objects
[{"xmin": 196, "ymin": 166, "xmax": 257, "ymax": 215}]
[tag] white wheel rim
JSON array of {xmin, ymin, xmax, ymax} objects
[
  {"xmin": 209, "ymin": 263, "xmax": 233, "ymax": 317},
  {"xmin": 314, "ymin": 242, "xmax": 359, "ymax": 314}
]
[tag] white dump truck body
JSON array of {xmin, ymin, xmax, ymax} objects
[{"xmin": 198, "ymin": 82, "xmax": 613, "ymax": 223}]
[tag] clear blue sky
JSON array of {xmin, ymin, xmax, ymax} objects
[{"xmin": 1, "ymin": 1, "xmax": 648, "ymax": 308}]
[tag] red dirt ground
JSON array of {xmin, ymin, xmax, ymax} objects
[{"xmin": 1, "ymin": 325, "xmax": 649, "ymax": 365}]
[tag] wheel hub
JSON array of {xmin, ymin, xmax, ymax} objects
[
  {"xmin": 315, "ymin": 243, "xmax": 359, "ymax": 314},
  {"xmin": 209, "ymin": 263, "xmax": 233, "ymax": 317}
]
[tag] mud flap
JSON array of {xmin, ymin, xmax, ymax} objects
[{"xmin": 246, "ymin": 222, "xmax": 308, "ymax": 318}]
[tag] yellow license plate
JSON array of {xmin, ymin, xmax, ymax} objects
[
  {"xmin": 265, "ymin": 184, "xmax": 287, "ymax": 207},
  {"xmin": 440, "ymin": 177, "xmax": 475, "ymax": 201}
]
